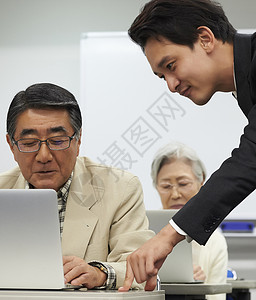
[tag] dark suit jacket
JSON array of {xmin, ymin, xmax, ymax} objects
[{"xmin": 173, "ymin": 32, "xmax": 256, "ymax": 245}]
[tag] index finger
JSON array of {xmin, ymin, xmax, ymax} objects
[
  {"xmin": 144, "ymin": 275, "xmax": 157, "ymax": 291},
  {"xmin": 118, "ymin": 260, "xmax": 134, "ymax": 292}
]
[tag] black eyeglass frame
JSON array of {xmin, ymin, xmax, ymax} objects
[{"xmin": 12, "ymin": 132, "xmax": 77, "ymax": 153}]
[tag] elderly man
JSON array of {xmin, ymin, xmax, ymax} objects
[{"xmin": 3, "ymin": 82, "xmax": 154, "ymax": 290}]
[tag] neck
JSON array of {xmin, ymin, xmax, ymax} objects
[{"xmin": 215, "ymin": 42, "xmax": 235, "ymax": 92}]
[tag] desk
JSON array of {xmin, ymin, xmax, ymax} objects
[
  {"xmin": 161, "ymin": 283, "xmax": 232, "ymax": 300},
  {"xmin": 0, "ymin": 289, "xmax": 165, "ymax": 300},
  {"xmin": 227, "ymin": 279, "xmax": 256, "ymax": 300}
]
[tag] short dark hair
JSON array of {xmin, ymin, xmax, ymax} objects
[
  {"xmin": 129, "ymin": 0, "xmax": 236, "ymax": 50},
  {"xmin": 7, "ymin": 83, "xmax": 82, "ymax": 140}
]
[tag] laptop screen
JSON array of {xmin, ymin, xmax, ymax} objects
[
  {"xmin": 146, "ymin": 209, "xmax": 195, "ymax": 283},
  {"xmin": 0, "ymin": 189, "xmax": 65, "ymax": 289}
]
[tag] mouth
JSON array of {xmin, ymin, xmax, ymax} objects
[
  {"xmin": 36, "ymin": 170, "xmax": 55, "ymax": 175},
  {"xmin": 179, "ymin": 86, "xmax": 191, "ymax": 98},
  {"xmin": 170, "ymin": 204, "xmax": 184, "ymax": 209}
]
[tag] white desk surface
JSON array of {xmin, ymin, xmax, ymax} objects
[
  {"xmin": 227, "ymin": 279, "xmax": 256, "ymax": 289},
  {"xmin": 0, "ymin": 289, "xmax": 164, "ymax": 300},
  {"xmin": 161, "ymin": 283, "xmax": 232, "ymax": 295}
]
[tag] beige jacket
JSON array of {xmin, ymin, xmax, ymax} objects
[{"xmin": 0, "ymin": 157, "xmax": 154, "ymax": 288}]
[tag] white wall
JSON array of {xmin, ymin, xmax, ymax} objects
[{"xmin": 0, "ymin": 0, "xmax": 149, "ymax": 171}]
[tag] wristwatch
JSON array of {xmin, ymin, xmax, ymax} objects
[
  {"xmin": 89, "ymin": 262, "xmax": 108, "ymax": 287},
  {"xmin": 90, "ymin": 262, "xmax": 108, "ymax": 275}
]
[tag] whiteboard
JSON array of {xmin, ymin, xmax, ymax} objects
[{"xmin": 80, "ymin": 31, "xmax": 256, "ymax": 219}]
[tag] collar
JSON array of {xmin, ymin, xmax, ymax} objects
[
  {"xmin": 233, "ymin": 32, "xmax": 253, "ymax": 115},
  {"xmin": 57, "ymin": 172, "xmax": 73, "ymax": 202},
  {"xmin": 232, "ymin": 65, "xmax": 237, "ymax": 98}
]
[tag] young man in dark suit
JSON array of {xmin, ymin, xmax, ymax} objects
[{"xmin": 119, "ymin": 0, "xmax": 256, "ymax": 292}]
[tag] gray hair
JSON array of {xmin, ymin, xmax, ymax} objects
[
  {"xmin": 151, "ymin": 141, "xmax": 207, "ymax": 187},
  {"xmin": 7, "ymin": 83, "xmax": 82, "ymax": 141}
]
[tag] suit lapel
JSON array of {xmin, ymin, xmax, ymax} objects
[
  {"xmin": 12, "ymin": 173, "xmax": 27, "ymax": 189},
  {"xmin": 61, "ymin": 160, "xmax": 99, "ymax": 258}
]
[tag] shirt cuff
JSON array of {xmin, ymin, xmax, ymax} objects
[
  {"xmin": 88, "ymin": 261, "xmax": 116, "ymax": 289},
  {"xmin": 169, "ymin": 219, "xmax": 193, "ymax": 243}
]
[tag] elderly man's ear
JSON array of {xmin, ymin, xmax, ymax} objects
[
  {"xmin": 76, "ymin": 130, "xmax": 82, "ymax": 157},
  {"xmin": 6, "ymin": 134, "xmax": 15, "ymax": 154}
]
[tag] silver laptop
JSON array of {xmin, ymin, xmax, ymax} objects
[
  {"xmin": 146, "ymin": 209, "xmax": 196, "ymax": 283},
  {"xmin": 0, "ymin": 189, "xmax": 80, "ymax": 290}
]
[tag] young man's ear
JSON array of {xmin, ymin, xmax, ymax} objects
[{"xmin": 197, "ymin": 26, "xmax": 215, "ymax": 53}]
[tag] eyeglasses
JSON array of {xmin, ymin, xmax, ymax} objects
[
  {"xmin": 157, "ymin": 181, "xmax": 194, "ymax": 194},
  {"xmin": 12, "ymin": 132, "xmax": 77, "ymax": 153}
]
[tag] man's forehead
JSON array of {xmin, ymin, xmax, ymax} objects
[
  {"xmin": 144, "ymin": 37, "xmax": 175, "ymax": 63},
  {"xmin": 16, "ymin": 108, "xmax": 70, "ymax": 123},
  {"xmin": 15, "ymin": 108, "xmax": 72, "ymax": 136}
]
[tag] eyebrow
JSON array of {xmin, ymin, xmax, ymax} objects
[
  {"xmin": 157, "ymin": 55, "xmax": 172, "ymax": 69},
  {"xmin": 49, "ymin": 126, "xmax": 67, "ymax": 134},
  {"xmin": 159, "ymin": 176, "xmax": 192, "ymax": 182},
  {"xmin": 19, "ymin": 126, "xmax": 68, "ymax": 138},
  {"xmin": 153, "ymin": 55, "xmax": 173, "ymax": 76}
]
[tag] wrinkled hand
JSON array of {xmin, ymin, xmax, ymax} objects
[
  {"xmin": 193, "ymin": 265, "xmax": 206, "ymax": 281},
  {"xmin": 63, "ymin": 256, "xmax": 107, "ymax": 289},
  {"xmin": 119, "ymin": 224, "xmax": 184, "ymax": 292}
]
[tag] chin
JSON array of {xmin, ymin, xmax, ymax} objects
[
  {"xmin": 36, "ymin": 186, "xmax": 57, "ymax": 191},
  {"xmin": 189, "ymin": 93, "xmax": 213, "ymax": 106},
  {"xmin": 191, "ymin": 98, "xmax": 210, "ymax": 106},
  {"xmin": 32, "ymin": 182, "xmax": 58, "ymax": 191}
]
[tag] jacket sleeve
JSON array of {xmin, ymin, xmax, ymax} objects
[{"xmin": 173, "ymin": 104, "xmax": 256, "ymax": 245}]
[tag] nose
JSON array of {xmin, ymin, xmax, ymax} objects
[
  {"xmin": 166, "ymin": 74, "xmax": 180, "ymax": 93},
  {"xmin": 35, "ymin": 142, "xmax": 53, "ymax": 163},
  {"xmin": 170, "ymin": 186, "xmax": 181, "ymax": 200}
]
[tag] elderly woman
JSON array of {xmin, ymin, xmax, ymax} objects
[{"xmin": 151, "ymin": 141, "xmax": 228, "ymax": 300}]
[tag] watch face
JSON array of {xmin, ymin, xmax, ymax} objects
[
  {"xmin": 99, "ymin": 265, "xmax": 108, "ymax": 274},
  {"xmin": 90, "ymin": 262, "xmax": 108, "ymax": 274}
]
